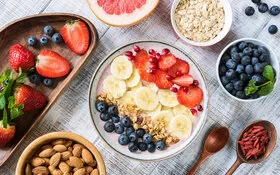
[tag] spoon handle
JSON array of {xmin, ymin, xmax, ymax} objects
[
  {"xmin": 187, "ymin": 151, "xmax": 210, "ymax": 175},
  {"xmin": 226, "ymin": 158, "xmax": 242, "ymax": 175}
]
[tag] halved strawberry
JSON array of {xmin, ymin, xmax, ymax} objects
[
  {"xmin": 168, "ymin": 59, "xmax": 190, "ymax": 77},
  {"xmin": 0, "ymin": 121, "xmax": 15, "ymax": 148},
  {"xmin": 36, "ymin": 50, "xmax": 71, "ymax": 78},
  {"xmin": 154, "ymin": 70, "xmax": 173, "ymax": 89},
  {"xmin": 158, "ymin": 54, "xmax": 177, "ymax": 70},
  {"xmin": 61, "ymin": 20, "xmax": 90, "ymax": 55},
  {"xmin": 134, "ymin": 50, "xmax": 154, "ymax": 82},
  {"xmin": 172, "ymin": 74, "xmax": 193, "ymax": 87},
  {"xmin": 134, "ymin": 49, "xmax": 149, "ymax": 68},
  {"xmin": 177, "ymin": 85, "xmax": 203, "ymax": 108}
]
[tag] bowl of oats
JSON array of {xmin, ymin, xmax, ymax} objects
[{"xmin": 171, "ymin": 0, "xmax": 232, "ymax": 46}]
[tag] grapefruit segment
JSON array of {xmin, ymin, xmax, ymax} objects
[{"xmin": 87, "ymin": 0, "xmax": 159, "ymax": 26}]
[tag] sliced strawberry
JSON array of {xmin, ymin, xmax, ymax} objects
[
  {"xmin": 168, "ymin": 58, "xmax": 190, "ymax": 77},
  {"xmin": 36, "ymin": 50, "xmax": 71, "ymax": 78},
  {"xmin": 158, "ymin": 54, "xmax": 177, "ymax": 70},
  {"xmin": 61, "ymin": 20, "xmax": 90, "ymax": 55},
  {"xmin": 172, "ymin": 74, "xmax": 193, "ymax": 87},
  {"xmin": 134, "ymin": 50, "xmax": 154, "ymax": 82},
  {"xmin": 177, "ymin": 85, "xmax": 203, "ymax": 108},
  {"xmin": 134, "ymin": 49, "xmax": 149, "ymax": 68},
  {"xmin": 0, "ymin": 122, "xmax": 15, "ymax": 148},
  {"xmin": 154, "ymin": 69, "xmax": 173, "ymax": 89}
]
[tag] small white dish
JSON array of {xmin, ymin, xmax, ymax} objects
[
  {"xmin": 170, "ymin": 0, "xmax": 232, "ymax": 47},
  {"xmin": 216, "ymin": 38, "xmax": 279, "ymax": 102}
]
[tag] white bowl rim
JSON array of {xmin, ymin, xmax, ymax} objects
[{"xmin": 216, "ymin": 37, "xmax": 280, "ymax": 102}]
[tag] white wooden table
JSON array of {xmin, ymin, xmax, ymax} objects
[{"xmin": 0, "ymin": 0, "xmax": 280, "ymax": 174}]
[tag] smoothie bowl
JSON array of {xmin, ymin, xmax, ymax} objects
[{"xmin": 88, "ymin": 41, "xmax": 209, "ymax": 161}]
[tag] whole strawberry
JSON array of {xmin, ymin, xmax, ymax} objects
[
  {"xmin": 14, "ymin": 85, "xmax": 47, "ymax": 112},
  {"xmin": 0, "ymin": 121, "xmax": 16, "ymax": 148},
  {"xmin": 9, "ymin": 44, "xmax": 35, "ymax": 72}
]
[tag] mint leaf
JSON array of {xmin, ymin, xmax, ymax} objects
[
  {"xmin": 258, "ymin": 81, "xmax": 274, "ymax": 96},
  {"xmin": 10, "ymin": 104, "xmax": 24, "ymax": 120},
  {"xmin": 263, "ymin": 65, "xmax": 275, "ymax": 82},
  {"xmin": 8, "ymin": 96, "xmax": 15, "ymax": 109},
  {"xmin": 245, "ymin": 80, "xmax": 259, "ymax": 96},
  {"xmin": 0, "ymin": 70, "xmax": 11, "ymax": 84},
  {"xmin": 0, "ymin": 94, "xmax": 5, "ymax": 110},
  {"xmin": 3, "ymin": 107, "xmax": 8, "ymax": 128}
]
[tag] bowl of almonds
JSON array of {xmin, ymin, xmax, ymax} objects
[
  {"xmin": 171, "ymin": 0, "xmax": 232, "ymax": 46},
  {"xmin": 16, "ymin": 132, "xmax": 106, "ymax": 175}
]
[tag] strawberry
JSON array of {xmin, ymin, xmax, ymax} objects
[
  {"xmin": 154, "ymin": 70, "xmax": 173, "ymax": 89},
  {"xmin": 14, "ymin": 85, "xmax": 47, "ymax": 112},
  {"xmin": 61, "ymin": 20, "xmax": 90, "ymax": 55},
  {"xmin": 167, "ymin": 58, "xmax": 190, "ymax": 77},
  {"xmin": 0, "ymin": 121, "xmax": 16, "ymax": 148},
  {"xmin": 36, "ymin": 50, "xmax": 71, "ymax": 78},
  {"xmin": 172, "ymin": 74, "xmax": 194, "ymax": 87},
  {"xmin": 134, "ymin": 50, "xmax": 155, "ymax": 82},
  {"xmin": 177, "ymin": 85, "xmax": 203, "ymax": 108},
  {"xmin": 9, "ymin": 44, "xmax": 35, "ymax": 72},
  {"xmin": 158, "ymin": 53, "xmax": 177, "ymax": 70}
]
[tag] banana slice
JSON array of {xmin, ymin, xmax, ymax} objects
[
  {"xmin": 153, "ymin": 110, "xmax": 174, "ymax": 127},
  {"xmin": 172, "ymin": 104, "xmax": 196, "ymax": 122},
  {"xmin": 134, "ymin": 87, "xmax": 159, "ymax": 111},
  {"xmin": 103, "ymin": 75, "xmax": 126, "ymax": 98},
  {"xmin": 170, "ymin": 114, "xmax": 192, "ymax": 137},
  {"xmin": 130, "ymin": 81, "xmax": 142, "ymax": 92},
  {"xmin": 110, "ymin": 55, "xmax": 133, "ymax": 80},
  {"xmin": 146, "ymin": 82, "xmax": 159, "ymax": 93},
  {"xmin": 158, "ymin": 89, "xmax": 179, "ymax": 107},
  {"xmin": 143, "ymin": 103, "xmax": 162, "ymax": 117},
  {"xmin": 120, "ymin": 91, "xmax": 136, "ymax": 105},
  {"xmin": 125, "ymin": 68, "xmax": 140, "ymax": 87}
]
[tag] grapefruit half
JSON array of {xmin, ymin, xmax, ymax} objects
[{"xmin": 87, "ymin": 0, "xmax": 160, "ymax": 27}]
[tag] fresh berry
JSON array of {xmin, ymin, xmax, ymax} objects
[
  {"xmin": 243, "ymin": 47, "xmax": 253, "ymax": 56},
  {"xmin": 219, "ymin": 65, "xmax": 227, "ymax": 76},
  {"xmin": 129, "ymin": 132, "xmax": 138, "ymax": 142},
  {"xmin": 226, "ymin": 69, "xmax": 237, "ymax": 80},
  {"xmin": 221, "ymin": 76, "xmax": 230, "ymax": 85},
  {"xmin": 241, "ymin": 56, "xmax": 251, "ymax": 65},
  {"xmin": 107, "ymin": 105, "xmax": 118, "ymax": 115},
  {"xmin": 27, "ymin": 36, "xmax": 37, "ymax": 46},
  {"xmin": 193, "ymin": 80, "xmax": 199, "ymax": 86},
  {"xmin": 40, "ymin": 36, "xmax": 49, "ymax": 45},
  {"xmin": 158, "ymin": 53, "xmax": 177, "ymax": 70},
  {"xmin": 171, "ymin": 74, "xmax": 193, "ymax": 87},
  {"xmin": 111, "ymin": 115, "xmax": 120, "ymax": 123},
  {"xmin": 234, "ymin": 80, "xmax": 244, "ymax": 91},
  {"xmin": 127, "ymin": 55, "xmax": 135, "ymax": 61},
  {"xmin": 245, "ymin": 6, "xmax": 255, "ymax": 16},
  {"xmin": 240, "ymin": 73, "xmax": 250, "ymax": 82},
  {"xmin": 225, "ymin": 83, "xmax": 234, "ymax": 92},
  {"xmin": 166, "ymin": 75, "xmax": 174, "ymax": 81},
  {"xmin": 154, "ymin": 70, "xmax": 173, "ymax": 89},
  {"xmin": 133, "ymin": 45, "xmax": 140, "ymax": 52},
  {"xmin": 252, "ymin": 75, "xmax": 264, "ymax": 85},
  {"xmin": 251, "ymin": 93, "xmax": 260, "ymax": 99},
  {"xmin": 231, "ymin": 52, "xmax": 241, "ymax": 62},
  {"xmin": 167, "ymin": 59, "xmax": 190, "ymax": 77},
  {"xmin": 120, "ymin": 116, "xmax": 132, "ymax": 127},
  {"xmin": 251, "ymin": 57, "xmax": 259, "ymax": 65},
  {"xmin": 115, "ymin": 124, "xmax": 124, "ymax": 134},
  {"xmin": 230, "ymin": 46, "xmax": 239, "ymax": 53},
  {"xmin": 43, "ymin": 25, "xmax": 54, "ymax": 36},
  {"xmin": 251, "ymin": 0, "xmax": 260, "ymax": 4},
  {"xmin": 138, "ymin": 142, "xmax": 148, "ymax": 151},
  {"xmin": 197, "ymin": 105, "xmax": 203, "ymax": 112},
  {"xmin": 226, "ymin": 59, "xmax": 237, "ymax": 69},
  {"xmin": 155, "ymin": 53, "xmax": 161, "ymax": 60},
  {"xmin": 143, "ymin": 133, "xmax": 153, "ymax": 144},
  {"xmin": 236, "ymin": 91, "xmax": 246, "ymax": 99},
  {"xmin": 258, "ymin": 3, "xmax": 269, "ymax": 13},
  {"xmin": 28, "ymin": 73, "xmax": 41, "ymax": 84},
  {"xmin": 128, "ymin": 142, "xmax": 138, "ymax": 152},
  {"xmin": 162, "ymin": 48, "xmax": 170, "ymax": 55},
  {"xmin": 253, "ymin": 49, "xmax": 261, "ymax": 57},
  {"xmin": 238, "ymin": 42, "xmax": 248, "ymax": 51},
  {"xmin": 268, "ymin": 25, "xmax": 278, "ymax": 34},
  {"xmin": 104, "ymin": 121, "xmax": 115, "ymax": 133},
  {"xmin": 125, "ymin": 126, "xmax": 135, "ymax": 137},
  {"xmin": 221, "ymin": 54, "xmax": 230, "ymax": 63},
  {"xmin": 149, "ymin": 57, "xmax": 158, "ymax": 64},
  {"xmin": 147, "ymin": 142, "xmax": 156, "ymax": 153},
  {"xmin": 236, "ymin": 64, "xmax": 245, "ymax": 74},
  {"xmin": 183, "ymin": 87, "xmax": 189, "ymax": 93},
  {"xmin": 177, "ymin": 86, "xmax": 203, "ymax": 108},
  {"xmin": 175, "ymin": 71, "xmax": 183, "ymax": 77},
  {"xmin": 14, "ymin": 85, "xmax": 47, "ymax": 112},
  {"xmin": 61, "ymin": 20, "xmax": 90, "ymax": 55},
  {"xmin": 136, "ymin": 128, "xmax": 146, "ymax": 138},
  {"xmin": 42, "ymin": 78, "xmax": 54, "ymax": 87},
  {"xmin": 100, "ymin": 113, "xmax": 111, "ymax": 121},
  {"xmin": 259, "ymin": 53, "xmax": 269, "ymax": 62},
  {"xmin": 146, "ymin": 68, "xmax": 155, "ymax": 74},
  {"xmin": 9, "ymin": 44, "xmax": 35, "ymax": 72},
  {"xmin": 170, "ymin": 87, "xmax": 178, "ymax": 93},
  {"xmin": 254, "ymin": 63, "xmax": 264, "ymax": 73},
  {"xmin": 0, "ymin": 122, "xmax": 16, "ymax": 148},
  {"xmin": 36, "ymin": 50, "xmax": 71, "ymax": 78},
  {"xmin": 155, "ymin": 140, "xmax": 166, "ymax": 151},
  {"xmin": 118, "ymin": 134, "xmax": 129, "ymax": 145},
  {"xmin": 134, "ymin": 50, "xmax": 155, "ymax": 82},
  {"xmin": 190, "ymin": 108, "xmax": 198, "ymax": 116},
  {"xmin": 125, "ymin": 51, "xmax": 133, "ymax": 56},
  {"xmin": 269, "ymin": 6, "xmax": 280, "ymax": 16},
  {"xmin": 95, "ymin": 101, "xmax": 108, "ymax": 113},
  {"xmin": 52, "ymin": 33, "xmax": 63, "ymax": 44},
  {"xmin": 245, "ymin": 65, "xmax": 254, "ymax": 74},
  {"xmin": 148, "ymin": 49, "xmax": 156, "ymax": 56}
]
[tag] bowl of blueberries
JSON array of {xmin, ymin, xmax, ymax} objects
[{"xmin": 216, "ymin": 38, "xmax": 279, "ymax": 101}]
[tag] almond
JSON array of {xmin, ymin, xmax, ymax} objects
[
  {"xmin": 73, "ymin": 143, "xmax": 85, "ymax": 149},
  {"xmin": 39, "ymin": 148, "xmax": 56, "ymax": 158},
  {"xmin": 30, "ymin": 157, "xmax": 46, "ymax": 167},
  {"xmin": 48, "ymin": 165, "xmax": 55, "ymax": 173},
  {"xmin": 73, "ymin": 168, "xmax": 86, "ymax": 175},
  {"xmin": 68, "ymin": 147, "xmax": 73, "ymax": 152},
  {"xmin": 61, "ymin": 151, "xmax": 73, "ymax": 161},
  {"xmin": 90, "ymin": 169, "xmax": 99, "ymax": 175},
  {"xmin": 72, "ymin": 146, "xmax": 82, "ymax": 157},
  {"xmin": 41, "ymin": 144, "xmax": 53, "ymax": 150},
  {"xmin": 53, "ymin": 169, "xmax": 63, "ymax": 175},
  {"xmin": 81, "ymin": 149, "xmax": 94, "ymax": 165},
  {"xmin": 32, "ymin": 166, "xmax": 49, "ymax": 175},
  {"xmin": 53, "ymin": 144, "xmax": 67, "ymax": 152},
  {"xmin": 69, "ymin": 156, "xmax": 84, "ymax": 168},
  {"xmin": 59, "ymin": 162, "xmax": 71, "ymax": 173},
  {"xmin": 64, "ymin": 140, "xmax": 73, "ymax": 147},
  {"xmin": 85, "ymin": 166, "xmax": 94, "ymax": 173},
  {"xmin": 25, "ymin": 163, "xmax": 32, "ymax": 175},
  {"xmin": 43, "ymin": 158, "xmax": 50, "ymax": 166},
  {"xmin": 51, "ymin": 139, "xmax": 66, "ymax": 146},
  {"xmin": 50, "ymin": 153, "xmax": 61, "ymax": 167}
]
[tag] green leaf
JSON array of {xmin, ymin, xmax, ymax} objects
[
  {"xmin": 10, "ymin": 104, "xmax": 24, "ymax": 120},
  {"xmin": 3, "ymin": 107, "xmax": 8, "ymax": 128},
  {"xmin": 258, "ymin": 81, "xmax": 274, "ymax": 96},
  {"xmin": 0, "ymin": 94, "xmax": 6, "ymax": 110},
  {"xmin": 16, "ymin": 73, "xmax": 28, "ymax": 84},
  {"xmin": 263, "ymin": 65, "xmax": 275, "ymax": 82},
  {"xmin": 0, "ymin": 69, "xmax": 11, "ymax": 83},
  {"xmin": 8, "ymin": 96, "xmax": 15, "ymax": 109},
  {"xmin": 245, "ymin": 80, "xmax": 259, "ymax": 96}
]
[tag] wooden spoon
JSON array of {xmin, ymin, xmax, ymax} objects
[
  {"xmin": 188, "ymin": 126, "xmax": 229, "ymax": 175},
  {"xmin": 226, "ymin": 120, "xmax": 277, "ymax": 175}
]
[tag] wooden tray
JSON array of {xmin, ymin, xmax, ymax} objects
[{"xmin": 0, "ymin": 13, "xmax": 98, "ymax": 166}]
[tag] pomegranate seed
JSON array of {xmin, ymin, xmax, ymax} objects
[
  {"xmin": 175, "ymin": 71, "xmax": 183, "ymax": 77},
  {"xmin": 148, "ymin": 49, "xmax": 156, "ymax": 56},
  {"xmin": 156, "ymin": 53, "xmax": 161, "ymax": 60},
  {"xmin": 197, "ymin": 105, "xmax": 203, "ymax": 112},
  {"xmin": 193, "ymin": 80, "xmax": 199, "ymax": 86},
  {"xmin": 190, "ymin": 109, "xmax": 198, "ymax": 116},
  {"xmin": 125, "ymin": 51, "xmax": 133, "ymax": 56},
  {"xmin": 170, "ymin": 87, "xmax": 178, "ymax": 93},
  {"xmin": 149, "ymin": 57, "xmax": 158, "ymax": 64},
  {"xmin": 128, "ymin": 55, "xmax": 135, "ymax": 61},
  {"xmin": 150, "ymin": 64, "xmax": 158, "ymax": 69},
  {"xmin": 183, "ymin": 87, "xmax": 189, "ymax": 93},
  {"xmin": 162, "ymin": 48, "xmax": 170, "ymax": 55},
  {"xmin": 133, "ymin": 45, "xmax": 140, "ymax": 52},
  {"xmin": 146, "ymin": 69, "xmax": 156, "ymax": 74},
  {"xmin": 166, "ymin": 75, "xmax": 174, "ymax": 81}
]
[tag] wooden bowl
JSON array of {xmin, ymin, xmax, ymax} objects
[{"xmin": 15, "ymin": 132, "xmax": 106, "ymax": 175}]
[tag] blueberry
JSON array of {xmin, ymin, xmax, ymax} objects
[
  {"xmin": 262, "ymin": 62, "xmax": 268, "ymax": 67},
  {"xmin": 27, "ymin": 36, "xmax": 37, "ymax": 46},
  {"xmin": 120, "ymin": 116, "xmax": 132, "ymax": 127},
  {"xmin": 147, "ymin": 142, "xmax": 156, "ymax": 153},
  {"xmin": 52, "ymin": 33, "xmax": 63, "ymax": 44},
  {"xmin": 240, "ymin": 73, "xmax": 250, "ymax": 82},
  {"xmin": 100, "ymin": 113, "xmax": 111, "ymax": 121},
  {"xmin": 236, "ymin": 64, "xmax": 245, "ymax": 74},
  {"xmin": 258, "ymin": 3, "xmax": 269, "ymax": 13},
  {"xmin": 269, "ymin": 6, "xmax": 280, "ymax": 16},
  {"xmin": 243, "ymin": 47, "xmax": 253, "ymax": 56},
  {"xmin": 28, "ymin": 73, "xmax": 41, "ymax": 84},
  {"xmin": 40, "ymin": 36, "xmax": 49, "ymax": 45},
  {"xmin": 252, "ymin": 75, "xmax": 264, "ymax": 85},
  {"xmin": 107, "ymin": 105, "xmax": 118, "ymax": 115},
  {"xmin": 115, "ymin": 124, "xmax": 124, "ymax": 134},
  {"xmin": 138, "ymin": 142, "xmax": 147, "ymax": 151},
  {"xmin": 250, "ymin": 93, "xmax": 260, "ymax": 99},
  {"xmin": 104, "ymin": 121, "xmax": 115, "ymax": 133},
  {"xmin": 231, "ymin": 52, "xmax": 241, "ymax": 62},
  {"xmin": 257, "ymin": 46, "xmax": 269, "ymax": 55},
  {"xmin": 247, "ymin": 42, "xmax": 256, "ymax": 49},
  {"xmin": 254, "ymin": 63, "xmax": 264, "ymax": 73},
  {"xmin": 43, "ymin": 78, "xmax": 54, "ymax": 87},
  {"xmin": 129, "ymin": 132, "xmax": 138, "ymax": 142},
  {"xmin": 225, "ymin": 69, "xmax": 237, "ymax": 80},
  {"xmin": 221, "ymin": 54, "xmax": 230, "ymax": 63},
  {"xmin": 259, "ymin": 53, "xmax": 269, "ymax": 62},
  {"xmin": 245, "ymin": 6, "xmax": 255, "ymax": 16},
  {"xmin": 125, "ymin": 126, "xmax": 135, "ymax": 136},
  {"xmin": 231, "ymin": 89, "xmax": 237, "ymax": 96},
  {"xmin": 143, "ymin": 133, "xmax": 153, "ymax": 144},
  {"xmin": 245, "ymin": 65, "xmax": 254, "ymax": 74},
  {"xmin": 118, "ymin": 134, "xmax": 129, "ymax": 145},
  {"xmin": 155, "ymin": 140, "xmax": 166, "ymax": 151},
  {"xmin": 226, "ymin": 59, "xmax": 237, "ymax": 69},
  {"xmin": 251, "ymin": 0, "xmax": 260, "ymax": 4},
  {"xmin": 238, "ymin": 42, "xmax": 248, "ymax": 51},
  {"xmin": 4, "ymin": 79, "xmax": 8, "ymax": 85},
  {"xmin": 253, "ymin": 49, "xmax": 261, "ymax": 57},
  {"xmin": 268, "ymin": 25, "xmax": 278, "ymax": 34},
  {"xmin": 241, "ymin": 56, "xmax": 251, "ymax": 65},
  {"xmin": 251, "ymin": 57, "xmax": 259, "ymax": 65},
  {"xmin": 221, "ymin": 76, "xmax": 230, "ymax": 85},
  {"xmin": 136, "ymin": 128, "xmax": 146, "ymax": 138},
  {"xmin": 239, "ymin": 52, "xmax": 245, "ymax": 58},
  {"xmin": 234, "ymin": 80, "xmax": 244, "ymax": 91},
  {"xmin": 95, "ymin": 101, "xmax": 108, "ymax": 113},
  {"xmin": 128, "ymin": 142, "xmax": 138, "ymax": 152},
  {"xmin": 225, "ymin": 83, "xmax": 234, "ymax": 92},
  {"xmin": 111, "ymin": 115, "xmax": 120, "ymax": 123},
  {"xmin": 230, "ymin": 46, "xmax": 239, "ymax": 53},
  {"xmin": 219, "ymin": 65, "xmax": 227, "ymax": 76},
  {"xmin": 236, "ymin": 91, "xmax": 246, "ymax": 99},
  {"xmin": 43, "ymin": 25, "xmax": 54, "ymax": 36}
]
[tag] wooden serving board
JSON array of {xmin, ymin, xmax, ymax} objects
[{"xmin": 0, "ymin": 13, "xmax": 98, "ymax": 166}]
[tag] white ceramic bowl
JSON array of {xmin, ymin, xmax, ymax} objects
[
  {"xmin": 216, "ymin": 38, "xmax": 279, "ymax": 102},
  {"xmin": 171, "ymin": 0, "xmax": 232, "ymax": 47}
]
